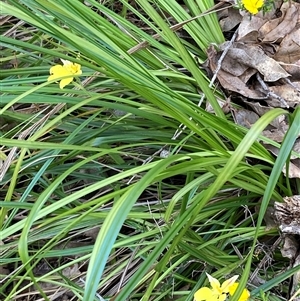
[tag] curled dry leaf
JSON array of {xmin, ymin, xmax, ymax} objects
[
  {"xmin": 275, "ymin": 27, "xmax": 300, "ymax": 64},
  {"xmin": 206, "ymin": 45, "xmax": 265, "ymax": 98},
  {"xmin": 226, "ymin": 43, "xmax": 290, "ymax": 82},
  {"xmin": 219, "ymin": 7, "xmax": 243, "ymax": 32},
  {"xmin": 237, "ymin": 15, "xmax": 267, "ymax": 42},
  {"xmin": 263, "ymin": 4, "xmax": 298, "ymax": 42},
  {"xmin": 281, "ymin": 59, "xmax": 300, "ymax": 80},
  {"xmin": 267, "ymin": 82, "xmax": 300, "ymax": 108}
]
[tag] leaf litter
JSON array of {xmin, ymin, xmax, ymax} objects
[
  {"xmin": 207, "ymin": 0, "xmax": 300, "ymax": 176},
  {"xmin": 207, "ymin": 2, "xmax": 300, "ymax": 298}
]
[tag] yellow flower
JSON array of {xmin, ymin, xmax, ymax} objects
[
  {"xmin": 48, "ymin": 59, "xmax": 82, "ymax": 89},
  {"xmin": 194, "ymin": 273, "xmax": 250, "ymax": 301},
  {"xmin": 242, "ymin": 0, "xmax": 264, "ymax": 14}
]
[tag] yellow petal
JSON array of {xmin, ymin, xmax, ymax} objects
[
  {"xmin": 219, "ymin": 293, "xmax": 227, "ymax": 301},
  {"xmin": 70, "ymin": 63, "xmax": 82, "ymax": 75},
  {"xmin": 59, "ymin": 77, "xmax": 74, "ymax": 89},
  {"xmin": 194, "ymin": 287, "xmax": 220, "ymax": 301},
  {"xmin": 194, "ymin": 287, "xmax": 213, "ymax": 301},
  {"xmin": 229, "ymin": 282, "xmax": 238, "ymax": 295},
  {"xmin": 242, "ymin": 0, "xmax": 264, "ymax": 14},
  {"xmin": 60, "ymin": 58, "xmax": 71, "ymax": 65},
  {"xmin": 48, "ymin": 65, "xmax": 71, "ymax": 82},
  {"xmin": 61, "ymin": 59, "xmax": 82, "ymax": 75},
  {"xmin": 206, "ymin": 273, "xmax": 221, "ymax": 293},
  {"xmin": 220, "ymin": 275, "xmax": 239, "ymax": 293},
  {"xmin": 239, "ymin": 289, "xmax": 251, "ymax": 301},
  {"xmin": 229, "ymin": 283, "xmax": 250, "ymax": 301}
]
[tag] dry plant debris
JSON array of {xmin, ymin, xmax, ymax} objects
[
  {"xmin": 210, "ymin": 1, "xmax": 300, "ymax": 106},
  {"xmin": 274, "ymin": 196, "xmax": 300, "ymax": 298},
  {"xmin": 207, "ymin": 0, "xmax": 300, "ymax": 179}
]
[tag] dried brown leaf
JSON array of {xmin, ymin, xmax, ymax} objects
[
  {"xmin": 275, "ymin": 26, "xmax": 300, "ymax": 64},
  {"xmin": 259, "ymin": 18, "xmax": 281, "ymax": 40},
  {"xmin": 233, "ymin": 108, "xmax": 259, "ymax": 128},
  {"xmin": 237, "ymin": 15, "xmax": 266, "ymax": 42},
  {"xmin": 262, "ymin": 127, "xmax": 289, "ymax": 143},
  {"xmin": 274, "ymin": 195, "xmax": 300, "ymax": 227},
  {"xmin": 283, "ymin": 160, "xmax": 300, "ymax": 179},
  {"xmin": 281, "ymin": 235, "xmax": 299, "ymax": 260},
  {"xmin": 226, "ymin": 43, "xmax": 290, "ymax": 82},
  {"xmin": 263, "ymin": 4, "xmax": 298, "ymax": 42},
  {"xmin": 207, "ymin": 45, "xmax": 265, "ymax": 98},
  {"xmin": 292, "ymin": 140, "xmax": 300, "ymax": 159},
  {"xmin": 267, "ymin": 82, "xmax": 300, "ymax": 108},
  {"xmin": 244, "ymin": 100, "xmax": 286, "ymax": 127},
  {"xmin": 281, "ymin": 60, "xmax": 300, "ymax": 80},
  {"xmin": 220, "ymin": 7, "xmax": 243, "ymax": 32}
]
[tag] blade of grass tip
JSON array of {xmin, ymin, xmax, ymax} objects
[
  {"xmin": 231, "ymin": 107, "xmax": 300, "ymax": 301},
  {"xmin": 83, "ymin": 154, "xmax": 186, "ymax": 301}
]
